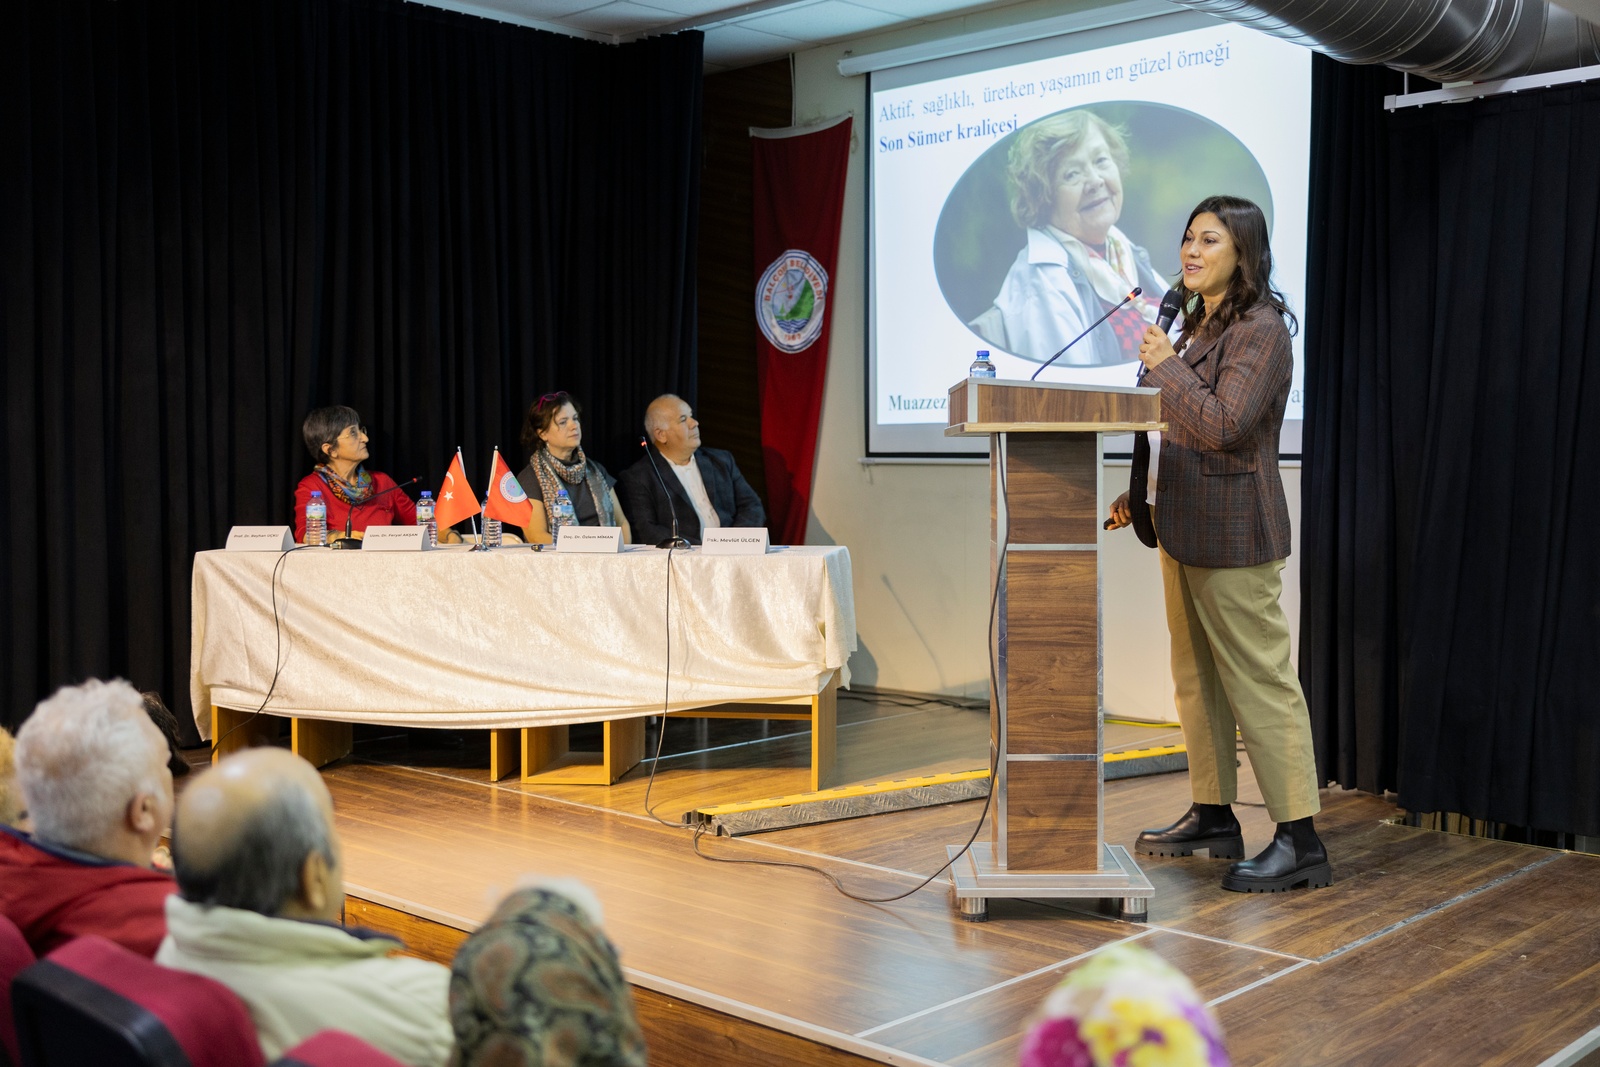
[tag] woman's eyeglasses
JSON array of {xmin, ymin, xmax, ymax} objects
[{"xmin": 536, "ymin": 391, "xmax": 571, "ymax": 411}]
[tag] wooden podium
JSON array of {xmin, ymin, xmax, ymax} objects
[{"xmin": 945, "ymin": 377, "xmax": 1163, "ymax": 922}]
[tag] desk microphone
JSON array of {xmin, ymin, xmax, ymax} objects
[
  {"xmin": 1031, "ymin": 287, "xmax": 1141, "ymax": 382},
  {"xmin": 640, "ymin": 438, "xmax": 691, "ymax": 550},
  {"xmin": 330, "ymin": 477, "xmax": 420, "ymax": 550}
]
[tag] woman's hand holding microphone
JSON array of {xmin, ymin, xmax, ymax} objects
[
  {"xmin": 1106, "ymin": 491, "xmax": 1132, "ymax": 530},
  {"xmin": 1138, "ymin": 323, "xmax": 1176, "ymax": 371}
]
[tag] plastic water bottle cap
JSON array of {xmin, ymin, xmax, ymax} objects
[{"xmin": 976, "ymin": 350, "xmax": 990, "ymax": 359}]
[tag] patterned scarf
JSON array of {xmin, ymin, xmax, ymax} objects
[
  {"xmin": 448, "ymin": 887, "xmax": 647, "ymax": 1067},
  {"xmin": 313, "ymin": 464, "xmax": 375, "ymax": 506},
  {"xmin": 1048, "ymin": 224, "xmax": 1159, "ymax": 325},
  {"xmin": 530, "ymin": 446, "xmax": 613, "ymax": 530}
]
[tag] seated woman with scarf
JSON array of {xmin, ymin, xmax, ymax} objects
[
  {"xmin": 514, "ymin": 392, "xmax": 630, "ymax": 545},
  {"xmin": 293, "ymin": 406, "xmax": 416, "ymax": 544}
]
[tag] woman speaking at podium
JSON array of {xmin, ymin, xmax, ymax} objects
[
  {"xmin": 1107, "ymin": 196, "xmax": 1330, "ymax": 894},
  {"xmin": 294, "ymin": 406, "xmax": 416, "ymax": 544}
]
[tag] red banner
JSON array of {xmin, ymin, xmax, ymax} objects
[{"xmin": 752, "ymin": 116, "xmax": 852, "ymax": 546}]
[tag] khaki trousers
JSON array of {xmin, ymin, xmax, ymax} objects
[{"xmin": 1159, "ymin": 546, "xmax": 1321, "ymax": 823}]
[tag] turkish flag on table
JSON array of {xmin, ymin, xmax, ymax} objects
[
  {"xmin": 752, "ymin": 116, "xmax": 852, "ymax": 545},
  {"xmin": 434, "ymin": 449, "xmax": 480, "ymax": 531},
  {"xmin": 484, "ymin": 448, "xmax": 534, "ymax": 529}
]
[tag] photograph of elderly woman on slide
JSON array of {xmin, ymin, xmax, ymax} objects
[{"xmin": 943, "ymin": 103, "xmax": 1273, "ymax": 367}]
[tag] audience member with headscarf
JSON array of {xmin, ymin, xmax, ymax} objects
[{"xmin": 449, "ymin": 880, "xmax": 648, "ymax": 1067}]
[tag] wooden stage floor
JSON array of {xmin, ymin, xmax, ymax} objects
[{"xmin": 328, "ymin": 696, "xmax": 1600, "ymax": 1067}]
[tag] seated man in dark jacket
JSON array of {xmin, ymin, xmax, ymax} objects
[{"xmin": 617, "ymin": 395, "xmax": 765, "ymax": 546}]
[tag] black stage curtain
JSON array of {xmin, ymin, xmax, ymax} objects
[
  {"xmin": 1303, "ymin": 54, "xmax": 1600, "ymax": 836},
  {"xmin": 0, "ymin": 0, "xmax": 702, "ymax": 734}
]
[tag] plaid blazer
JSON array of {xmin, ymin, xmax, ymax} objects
[{"xmin": 1144, "ymin": 303, "xmax": 1293, "ymax": 569}]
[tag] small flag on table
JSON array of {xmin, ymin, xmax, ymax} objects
[
  {"xmin": 434, "ymin": 448, "xmax": 480, "ymax": 531},
  {"xmin": 485, "ymin": 447, "xmax": 533, "ymax": 530}
]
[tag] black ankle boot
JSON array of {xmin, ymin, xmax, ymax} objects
[
  {"xmin": 1135, "ymin": 803, "xmax": 1244, "ymax": 859},
  {"xmin": 1221, "ymin": 816, "xmax": 1333, "ymax": 893}
]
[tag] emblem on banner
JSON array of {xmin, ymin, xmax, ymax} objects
[
  {"xmin": 498, "ymin": 471, "xmax": 527, "ymax": 502},
  {"xmin": 756, "ymin": 250, "xmax": 829, "ymax": 353}
]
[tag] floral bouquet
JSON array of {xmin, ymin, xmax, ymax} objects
[{"xmin": 1018, "ymin": 944, "xmax": 1229, "ymax": 1067}]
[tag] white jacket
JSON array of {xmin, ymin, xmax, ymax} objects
[{"xmin": 156, "ymin": 895, "xmax": 453, "ymax": 1066}]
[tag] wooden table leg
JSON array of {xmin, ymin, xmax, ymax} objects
[
  {"xmin": 210, "ymin": 705, "xmax": 281, "ymax": 764},
  {"xmin": 488, "ymin": 728, "xmax": 520, "ymax": 782},
  {"xmin": 604, "ymin": 716, "xmax": 646, "ymax": 784},
  {"xmin": 521, "ymin": 725, "xmax": 570, "ymax": 780},
  {"xmin": 811, "ymin": 673, "xmax": 839, "ymax": 792},
  {"xmin": 290, "ymin": 718, "xmax": 353, "ymax": 769}
]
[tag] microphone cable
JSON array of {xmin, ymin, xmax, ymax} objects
[
  {"xmin": 687, "ymin": 448, "xmax": 1011, "ymax": 905},
  {"xmin": 640, "ymin": 539, "xmax": 683, "ymax": 827},
  {"xmin": 209, "ymin": 543, "xmax": 318, "ymax": 755}
]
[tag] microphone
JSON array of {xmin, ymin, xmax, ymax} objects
[
  {"xmin": 640, "ymin": 437, "xmax": 691, "ymax": 550},
  {"xmin": 1155, "ymin": 285, "xmax": 1184, "ymax": 332},
  {"xmin": 1031, "ymin": 287, "xmax": 1141, "ymax": 381},
  {"xmin": 329, "ymin": 477, "xmax": 420, "ymax": 550}
]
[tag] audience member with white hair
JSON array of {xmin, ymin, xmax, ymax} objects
[
  {"xmin": 0, "ymin": 678, "xmax": 177, "ymax": 956},
  {"xmin": 158, "ymin": 746, "xmax": 453, "ymax": 1066}
]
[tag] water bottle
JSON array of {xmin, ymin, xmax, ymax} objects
[
  {"xmin": 482, "ymin": 498, "xmax": 501, "ymax": 549},
  {"xmin": 969, "ymin": 349, "xmax": 996, "ymax": 378},
  {"xmin": 416, "ymin": 490, "xmax": 436, "ymax": 547},
  {"xmin": 553, "ymin": 489, "xmax": 577, "ymax": 536},
  {"xmin": 304, "ymin": 491, "xmax": 327, "ymax": 546}
]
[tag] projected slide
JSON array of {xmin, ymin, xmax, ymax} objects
[{"xmin": 867, "ymin": 16, "xmax": 1311, "ymax": 454}]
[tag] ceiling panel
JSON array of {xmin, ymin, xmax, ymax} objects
[
  {"xmin": 851, "ymin": 0, "xmax": 994, "ymax": 17},
  {"xmin": 406, "ymin": 0, "xmax": 967, "ymax": 67},
  {"xmin": 739, "ymin": 0, "xmax": 905, "ymax": 41},
  {"xmin": 640, "ymin": 0, "xmax": 760, "ymax": 16},
  {"xmin": 463, "ymin": 0, "xmax": 614, "ymax": 18},
  {"xmin": 559, "ymin": 0, "xmax": 687, "ymax": 33},
  {"xmin": 701, "ymin": 23, "xmax": 804, "ymax": 68}
]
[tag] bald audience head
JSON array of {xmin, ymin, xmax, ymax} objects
[
  {"xmin": 171, "ymin": 748, "xmax": 343, "ymax": 922},
  {"xmin": 14, "ymin": 678, "xmax": 173, "ymax": 864},
  {"xmin": 644, "ymin": 394, "xmax": 700, "ymax": 465}
]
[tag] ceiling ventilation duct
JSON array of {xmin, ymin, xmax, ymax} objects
[{"xmin": 1166, "ymin": 0, "xmax": 1600, "ymax": 81}]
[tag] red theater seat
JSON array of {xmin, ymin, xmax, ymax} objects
[
  {"xmin": 11, "ymin": 935, "xmax": 265, "ymax": 1067},
  {"xmin": 271, "ymin": 1030, "xmax": 410, "ymax": 1066},
  {"xmin": 0, "ymin": 915, "xmax": 36, "ymax": 1066}
]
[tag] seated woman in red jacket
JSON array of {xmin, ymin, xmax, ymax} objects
[{"xmin": 294, "ymin": 406, "xmax": 416, "ymax": 544}]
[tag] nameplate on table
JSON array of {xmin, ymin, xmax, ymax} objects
[
  {"xmin": 555, "ymin": 526, "xmax": 623, "ymax": 553},
  {"xmin": 701, "ymin": 528, "xmax": 770, "ymax": 555},
  {"xmin": 225, "ymin": 526, "xmax": 296, "ymax": 552},
  {"xmin": 362, "ymin": 526, "xmax": 432, "ymax": 552}
]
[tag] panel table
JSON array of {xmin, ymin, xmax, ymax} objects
[{"xmin": 192, "ymin": 545, "xmax": 854, "ymax": 788}]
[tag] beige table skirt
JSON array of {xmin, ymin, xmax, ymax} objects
[{"xmin": 189, "ymin": 544, "xmax": 855, "ymax": 737}]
